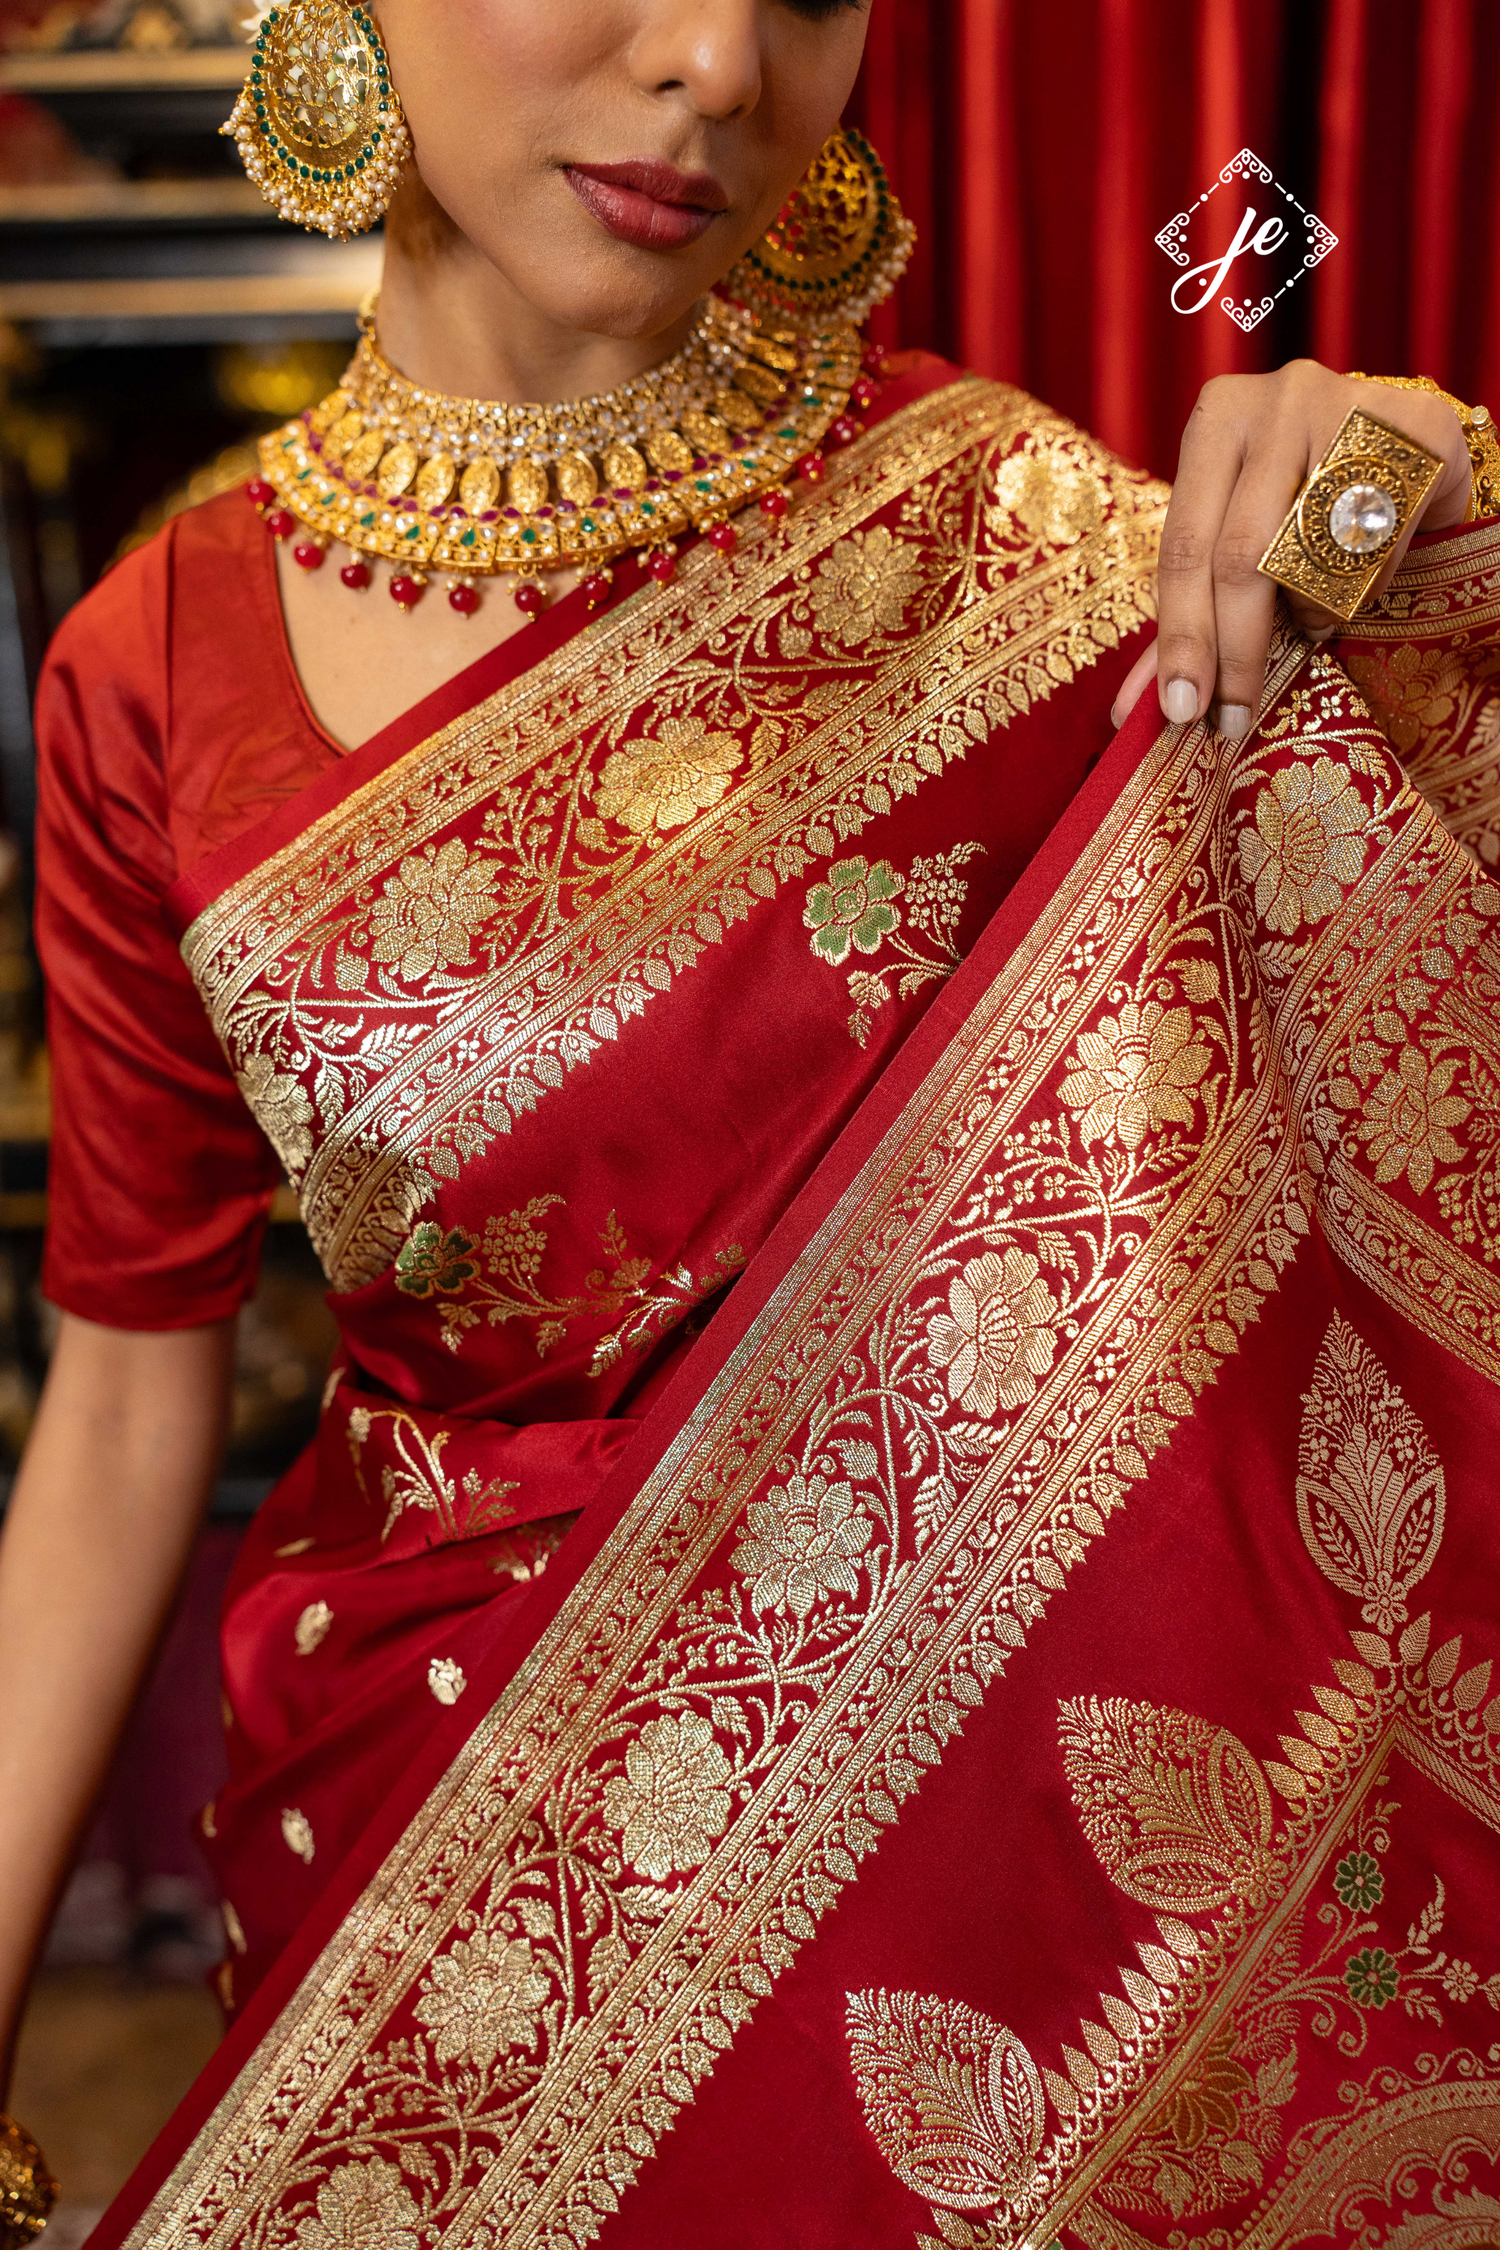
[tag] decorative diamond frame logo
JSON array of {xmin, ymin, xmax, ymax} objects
[{"xmin": 1156, "ymin": 148, "xmax": 1337, "ymax": 332}]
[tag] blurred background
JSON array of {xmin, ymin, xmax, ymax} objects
[{"xmin": 1, "ymin": 0, "xmax": 1498, "ymax": 2237}]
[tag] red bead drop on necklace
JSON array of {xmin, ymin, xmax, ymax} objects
[
  {"xmin": 293, "ymin": 540, "xmax": 326, "ymax": 571},
  {"xmin": 861, "ymin": 342, "xmax": 888, "ymax": 375},
  {"xmin": 513, "ymin": 581, "xmax": 546, "ymax": 619},
  {"xmin": 448, "ymin": 581, "xmax": 481, "ymax": 616},
  {"xmin": 340, "ymin": 558, "xmax": 372, "ymax": 591},
  {"xmin": 265, "ymin": 508, "xmax": 297, "ymax": 540},
  {"xmin": 759, "ymin": 488, "xmax": 789, "ymax": 521},
  {"xmin": 390, "ymin": 573, "xmax": 425, "ymax": 610},
  {"xmin": 827, "ymin": 415, "xmax": 863, "ymax": 449},
  {"xmin": 246, "ymin": 477, "xmax": 276, "ymax": 509},
  {"xmin": 850, "ymin": 374, "xmax": 880, "ymax": 412},
  {"xmin": 580, "ymin": 570, "xmax": 614, "ymax": 609},
  {"xmin": 797, "ymin": 452, "xmax": 825, "ymax": 485},
  {"xmin": 708, "ymin": 522, "xmax": 737, "ymax": 556},
  {"xmin": 647, "ymin": 549, "xmax": 677, "ymax": 584}
]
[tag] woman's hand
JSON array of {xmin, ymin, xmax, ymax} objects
[{"xmin": 1110, "ymin": 360, "xmax": 1473, "ymax": 738}]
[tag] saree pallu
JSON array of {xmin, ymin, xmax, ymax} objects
[{"xmin": 96, "ymin": 384, "xmax": 1500, "ymax": 2247}]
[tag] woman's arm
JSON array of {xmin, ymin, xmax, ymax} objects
[{"xmin": 0, "ymin": 1311, "xmax": 235, "ymax": 2100}]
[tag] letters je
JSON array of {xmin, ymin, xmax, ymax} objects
[{"xmin": 1172, "ymin": 204, "xmax": 1289, "ymax": 316}]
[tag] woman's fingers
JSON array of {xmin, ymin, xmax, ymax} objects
[
  {"xmin": 1153, "ymin": 380, "xmax": 1248, "ymax": 726},
  {"xmin": 1110, "ymin": 639, "xmax": 1159, "ymax": 728}
]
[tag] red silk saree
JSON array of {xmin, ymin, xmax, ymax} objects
[{"xmin": 76, "ymin": 368, "xmax": 1500, "ymax": 2250}]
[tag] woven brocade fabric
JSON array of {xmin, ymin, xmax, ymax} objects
[{"xmin": 64, "ymin": 381, "xmax": 1500, "ymax": 2248}]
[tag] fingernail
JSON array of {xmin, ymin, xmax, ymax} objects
[
  {"xmin": 1307, "ymin": 623, "xmax": 1338, "ymax": 642},
  {"xmin": 1109, "ymin": 701, "xmax": 1123, "ymax": 729},
  {"xmin": 1218, "ymin": 703, "xmax": 1253, "ymax": 741},
  {"xmin": 1164, "ymin": 677, "xmax": 1198, "ymax": 725}
]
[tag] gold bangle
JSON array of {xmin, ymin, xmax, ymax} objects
[
  {"xmin": 0, "ymin": 2115, "xmax": 57, "ymax": 2249},
  {"xmin": 1348, "ymin": 371, "xmax": 1500, "ymax": 523},
  {"xmin": 1257, "ymin": 405, "xmax": 1445, "ymax": 622}
]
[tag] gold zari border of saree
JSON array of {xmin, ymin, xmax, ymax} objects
[{"xmin": 128, "ymin": 625, "xmax": 1500, "ymax": 2248}]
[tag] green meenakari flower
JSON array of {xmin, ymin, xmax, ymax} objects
[
  {"xmin": 395, "ymin": 1222, "xmax": 478, "ymax": 1299},
  {"xmin": 1344, "ymin": 1946, "xmax": 1399, "ymax": 2009},
  {"xmin": 1333, "ymin": 1850, "xmax": 1383, "ymax": 1912},
  {"xmin": 804, "ymin": 857, "xmax": 901, "ymax": 965}
]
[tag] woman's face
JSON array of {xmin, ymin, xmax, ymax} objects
[{"xmin": 374, "ymin": 0, "xmax": 869, "ymax": 338}]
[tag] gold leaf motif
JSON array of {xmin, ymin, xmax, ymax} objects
[
  {"xmin": 322, "ymin": 407, "xmax": 365, "ymax": 461},
  {"xmin": 713, "ymin": 388, "xmax": 762, "ymax": 433},
  {"xmin": 1295, "ymin": 1315, "xmax": 1445, "ymax": 1632},
  {"xmin": 645, "ymin": 426, "xmax": 693, "ymax": 475},
  {"xmin": 602, "ymin": 441, "xmax": 647, "ymax": 491},
  {"xmin": 554, "ymin": 451, "xmax": 598, "ymax": 506},
  {"xmin": 1059, "ymin": 1697, "xmax": 1276, "ymax": 1913},
  {"xmin": 309, "ymin": 388, "xmax": 351, "ymax": 434},
  {"xmin": 375, "ymin": 439, "xmax": 420, "ymax": 501},
  {"xmin": 680, "ymin": 406, "xmax": 730, "ymax": 454},
  {"xmin": 508, "ymin": 458, "xmax": 549, "ymax": 515},
  {"xmin": 846, "ymin": 1989, "xmax": 1045, "ymax": 2213},
  {"xmin": 413, "ymin": 453, "xmax": 456, "ymax": 510},
  {"xmin": 733, "ymin": 361, "xmax": 784, "ymax": 404},
  {"xmin": 342, "ymin": 428, "xmax": 386, "ymax": 481},
  {"xmin": 458, "ymin": 457, "xmax": 501, "ymax": 513}
]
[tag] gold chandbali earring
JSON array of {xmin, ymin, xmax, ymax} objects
[
  {"xmin": 242, "ymin": 124, "xmax": 914, "ymax": 620},
  {"xmin": 222, "ymin": 0, "xmax": 410, "ymax": 240}
]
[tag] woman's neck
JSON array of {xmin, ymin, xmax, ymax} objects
[{"xmin": 374, "ymin": 235, "xmax": 701, "ymax": 406}]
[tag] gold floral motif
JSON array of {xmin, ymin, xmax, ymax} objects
[
  {"xmin": 294, "ymin": 1600, "xmax": 333, "ymax": 1656},
  {"xmin": 988, "ymin": 443, "xmax": 1105, "ymax": 549},
  {"xmin": 236, "ymin": 1052, "xmax": 315, "ymax": 1177},
  {"xmin": 593, "ymin": 716, "xmax": 743, "ymax": 836},
  {"xmin": 926, "ymin": 1248, "xmax": 1058, "ymax": 1417},
  {"xmin": 368, "ymin": 837, "xmax": 504, "ymax": 983},
  {"xmin": 293, "ymin": 2159, "xmax": 421, "ymax": 2250},
  {"xmin": 345, "ymin": 1403, "xmax": 519, "ymax": 1544},
  {"xmin": 428, "ymin": 1657, "xmax": 467, "ymax": 1705},
  {"xmin": 731, "ymin": 1473, "xmax": 875, "ymax": 1619},
  {"xmin": 1339, "ymin": 1042, "xmax": 1471, "ymax": 1195},
  {"xmin": 413, "ymin": 1933, "xmax": 550, "ymax": 2070},
  {"xmin": 395, "ymin": 1202, "xmax": 652, "ymax": 1360},
  {"xmin": 808, "ymin": 842, "xmax": 984, "ymax": 1045},
  {"xmin": 808, "ymin": 524, "xmax": 923, "ymax": 647},
  {"xmin": 1057, "ymin": 1001, "xmax": 1213, "ymax": 1149},
  {"xmin": 1295, "ymin": 1313, "xmax": 1445, "ymax": 1631},
  {"xmin": 603, "ymin": 1712, "xmax": 734, "ymax": 1881},
  {"xmin": 1238, "ymin": 755, "xmax": 1368, "ymax": 933},
  {"xmin": 281, "ymin": 1807, "xmax": 315, "ymax": 1864}
]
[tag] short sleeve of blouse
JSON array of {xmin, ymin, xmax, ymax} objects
[{"xmin": 35, "ymin": 530, "xmax": 280, "ymax": 1328}]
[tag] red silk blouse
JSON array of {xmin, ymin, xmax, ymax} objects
[{"xmin": 34, "ymin": 489, "xmax": 342, "ymax": 1328}]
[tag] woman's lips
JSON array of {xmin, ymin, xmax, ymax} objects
[{"xmin": 564, "ymin": 160, "xmax": 726, "ymax": 251}]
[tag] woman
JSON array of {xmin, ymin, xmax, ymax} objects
[{"xmin": 3, "ymin": 3, "xmax": 1500, "ymax": 2245}]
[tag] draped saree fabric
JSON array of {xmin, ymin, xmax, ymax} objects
[{"xmin": 85, "ymin": 380, "xmax": 1500, "ymax": 2246}]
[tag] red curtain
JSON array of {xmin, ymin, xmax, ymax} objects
[{"xmin": 851, "ymin": 0, "xmax": 1500, "ymax": 484}]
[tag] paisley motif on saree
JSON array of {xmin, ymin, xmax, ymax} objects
[{"xmin": 99, "ymin": 512, "xmax": 1500, "ymax": 2248}]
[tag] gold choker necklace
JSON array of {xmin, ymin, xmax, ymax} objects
[{"xmin": 249, "ymin": 292, "xmax": 880, "ymax": 618}]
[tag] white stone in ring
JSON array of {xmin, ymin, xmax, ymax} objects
[{"xmin": 1329, "ymin": 481, "xmax": 1398, "ymax": 554}]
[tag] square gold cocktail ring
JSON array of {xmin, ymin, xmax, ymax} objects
[{"xmin": 1257, "ymin": 406, "xmax": 1446, "ymax": 623}]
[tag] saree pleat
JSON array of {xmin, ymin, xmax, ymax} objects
[{"xmin": 86, "ymin": 381, "xmax": 1500, "ymax": 2248}]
